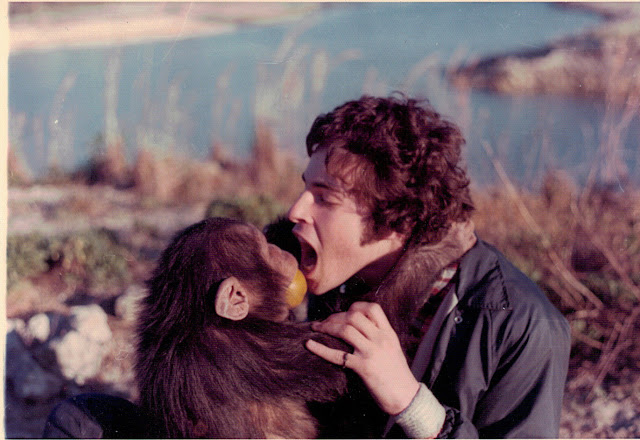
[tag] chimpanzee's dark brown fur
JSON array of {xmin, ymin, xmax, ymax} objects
[{"xmin": 135, "ymin": 217, "xmax": 348, "ymax": 438}]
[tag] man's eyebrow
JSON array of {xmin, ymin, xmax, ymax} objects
[
  {"xmin": 311, "ymin": 181, "xmax": 337, "ymax": 191},
  {"xmin": 302, "ymin": 173, "xmax": 341, "ymax": 192}
]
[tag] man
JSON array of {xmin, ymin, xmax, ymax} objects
[{"xmin": 288, "ymin": 94, "xmax": 571, "ymax": 438}]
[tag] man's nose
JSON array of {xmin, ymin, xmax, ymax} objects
[{"xmin": 287, "ymin": 191, "xmax": 313, "ymax": 224}]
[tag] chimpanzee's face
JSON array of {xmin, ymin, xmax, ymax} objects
[
  {"xmin": 227, "ymin": 223, "xmax": 300, "ymax": 321},
  {"xmin": 242, "ymin": 223, "xmax": 299, "ymax": 289}
]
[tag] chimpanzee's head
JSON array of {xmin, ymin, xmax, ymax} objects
[{"xmin": 145, "ymin": 217, "xmax": 307, "ymax": 329}]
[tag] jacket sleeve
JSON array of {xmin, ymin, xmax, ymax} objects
[{"xmin": 443, "ymin": 305, "xmax": 571, "ymax": 438}]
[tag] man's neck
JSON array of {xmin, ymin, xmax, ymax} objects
[{"xmin": 357, "ymin": 245, "xmax": 406, "ymax": 290}]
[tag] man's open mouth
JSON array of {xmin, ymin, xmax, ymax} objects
[{"xmin": 297, "ymin": 237, "xmax": 318, "ymax": 274}]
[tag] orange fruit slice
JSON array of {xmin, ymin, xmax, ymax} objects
[{"xmin": 285, "ymin": 270, "xmax": 307, "ymax": 308}]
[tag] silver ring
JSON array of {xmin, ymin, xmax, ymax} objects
[{"xmin": 342, "ymin": 351, "xmax": 348, "ymax": 368}]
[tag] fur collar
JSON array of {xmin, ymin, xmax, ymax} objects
[{"xmin": 366, "ymin": 220, "xmax": 477, "ymax": 348}]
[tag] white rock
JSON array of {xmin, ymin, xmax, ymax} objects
[
  {"xmin": 7, "ymin": 318, "xmax": 25, "ymax": 335},
  {"xmin": 49, "ymin": 331, "xmax": 108, "ymax": 385},
  {"xmin": 7, "ymin": 318, "xmax": 33, "ymax": 346},
  {"xmin": 70, "ymin": 304, "xmax": 112, "ymax": 343},
  {"xmin": 27, "ymin": 313, "xmax": 51, "ymax": 343}
]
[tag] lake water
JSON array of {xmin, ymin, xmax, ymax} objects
[{"xmin": 9, "ymin": 2, "xmax": 639, "ymax": 185}]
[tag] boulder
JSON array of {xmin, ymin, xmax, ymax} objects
[
  {"xmin": 48, "ymin": 305, "xmax": 113, "ymax": 385},
  {"xmin": 27, "ymin": 313, "xmax": 51, "ymax": 343},
  {"xmin": 70, "ymin": 304, "xmax": 112, "ymax": 343},
  {"xmin": 48, "ymin": 331, "xmax": 108, "ymax": 385}
]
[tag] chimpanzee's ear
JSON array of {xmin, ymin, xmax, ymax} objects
[{"xmin": 215, "ymin": 277, "xmax": 250, "ymax": 321}]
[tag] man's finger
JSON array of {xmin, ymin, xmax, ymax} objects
[
  {"xmin": 306, "ymin": 339, "xmax": 356, "ymax": 370},
  {"xmin": 343, "ymin": 308, "xmax": 380, "ymax": 340},
  {"xmin": 349, "ymin": 301, "xmax": 394, "ymax": 331},
  {"xmin": 312, "ymin": 319, "xmax": 370, "ymax": 349}
]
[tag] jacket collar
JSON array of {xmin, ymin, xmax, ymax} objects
[
  {"xmin": 369, "ymin": 221, "xmax": 476, "ymax": 302},
  {"xmin": 455, "ymin": 238, "xmax": 511, "ymax": 310},
  {"xmin": 359, "ymin": 221, "xmax": 475, "ymax": 337}
]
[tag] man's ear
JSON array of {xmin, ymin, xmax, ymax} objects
[{"xmin": 215, "ymin": 277, "xmax": 250, "ymax": 321}]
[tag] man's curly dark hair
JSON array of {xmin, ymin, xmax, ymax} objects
[{"xmin": 306, "ymin": 94, "xmax": 474, "ymax": 245}]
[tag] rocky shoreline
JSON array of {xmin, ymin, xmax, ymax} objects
[
  {"xmin": 448, "ymin": 2, "xmax": 640, "ymax": 102},
  {"xmin": 11, "ymin": 2, "xmax": 639, "ymax": 101}
]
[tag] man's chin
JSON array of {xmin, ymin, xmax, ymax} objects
[
  {"xmin": 301, "ymin": 266, "xmax": 320, "ymax": 294},
  {"xmin": 308, "ymin": 280, "xmax": 346, "ymax": 296},
  {"xmin": 307, "ymin": 282, "xmax": 325, "ymax": 296},
  {"xmin": 305, "ymin": 276, "xmax": 330, "ymax": 296},
  {"xmin": 304, "ymin": 268, "xmax": 349, "ymax": 296}
]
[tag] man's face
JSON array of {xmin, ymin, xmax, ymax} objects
[{"xmin": 287, "ymin": 148, "xmax": 404, "ymax": 295}]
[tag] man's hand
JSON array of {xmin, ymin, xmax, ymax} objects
[{"xmin": 306, "ymin": 301, "xmax": 420, "ymax": 415}]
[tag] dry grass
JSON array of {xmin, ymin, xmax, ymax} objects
[{"xmin": 8, "ymin": 143, "xmax": 33, "ymax": 186}]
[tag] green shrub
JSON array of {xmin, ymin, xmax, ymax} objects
[
  {"xmin": 7, "ymin": 233, "xmax": 51, "ymax": 289},
  {"xmin": 7, "ymin": 229, "xmax": 131, "ymax": 291},
  {"xmin": 204, "ymin": 194, "xmax": 287, "ymax": 229}
]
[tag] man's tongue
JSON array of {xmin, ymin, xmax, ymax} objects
[{"xmin": 300, "ymin": 241, "xmax": 317, "ymax": 273}]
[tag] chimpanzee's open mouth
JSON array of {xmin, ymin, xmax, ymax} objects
[{"xmin": 297, "ymin": 238, "xmax": 317, "ymax": 274}]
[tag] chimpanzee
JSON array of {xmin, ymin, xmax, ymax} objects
[{"xmin": 135, "ymin": 217, "xmax": 349, "ymax": 438}]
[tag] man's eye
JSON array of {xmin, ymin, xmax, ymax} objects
[{"xmin": 315, "ymin": 192, "xmax": 334, "ymax": 205}]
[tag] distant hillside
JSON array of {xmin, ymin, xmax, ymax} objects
[{"xmin": 447, "ymin": 3, "xmax": 640, "ymax": 102}]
